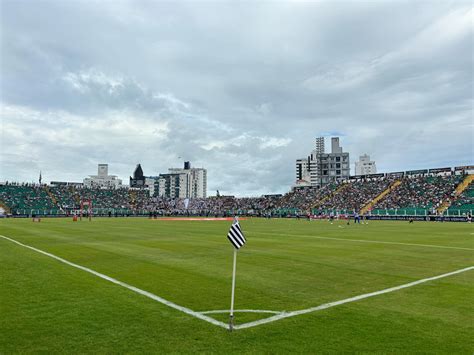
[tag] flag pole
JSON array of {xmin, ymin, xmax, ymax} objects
[{"xmin": 229, "ymin": 248, "xmax": 237, "ymax": 331}]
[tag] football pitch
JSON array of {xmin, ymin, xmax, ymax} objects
[{"xmin": 1, "ymin": 218, "xmax": 473, "ymax": 353}]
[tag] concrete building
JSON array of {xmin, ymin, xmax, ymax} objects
[
  {"xmin": 157, "ymin": 162, "xmax": 207, "ymax": 198},
  {"xmin": 295, "ymin": 137, "xmax": 324, "ymax": 186},
  {"xmin": 144, "ymin": 176, "xmax": 159, "ymax": 197},
  {"xmin": 355, "ymin": 154, "xmax": 377, "ymax": 175},
  {"xmin": 315, "ymin": 136, "xmax": 325, "ymax": 156},
  {"xmin": 156, "ymin": 173, "xmax": 182, "ymax": 198},
  {"xmin": 295, "ymin": 136, "xmax": 350, "ymax": 187},
  {"xmin": 319, "ymin": 137, "xmax": 350, "ymax": 185},
  {"xmin": 83, "ymin": 164, "xmax": 122, "ymax": 188},
  {"xmin": 295, "ymin": 158, "xmax": 311, "ymax": 185}
]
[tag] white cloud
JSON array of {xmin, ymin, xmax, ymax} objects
[
  {"xmin": 63, "ymin": 69, "xmax": 126, "ymax": 94},
  {"xmin": 259, "ymin": 137, "xmax": 292, "ymax": 149},
  {"xmin": 397, "ymin": 7, "xmax": 473, "ymax": 58},
  {"xmin": 302, "ymin": 62, "xmax": 375, "ymax": 92},
  {"xmin": 1, "ymin": 103, "xmax": 169, "ymax": 182},
  {"xmin": 201, "ymin": 141, "xmax": 227, "ymax": 151}
]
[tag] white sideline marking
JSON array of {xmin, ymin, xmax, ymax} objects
[
  {"xmin": 200, "ymin": 309, "xmax": 281, "ymax": 315},
  {"xmin": 261, "ymin": 232, "xmax": 474, "ymax": 251},
  {"xmin": 0, "ymin": 235, "xmax": 228, "ymax": 330},
  {"xmin": 234, "ymin": 265, "xmax": 474, "ymax": 330},
  {"xmin": 2, "ymin": 234, "xmax": 473, "ymax": 331}
]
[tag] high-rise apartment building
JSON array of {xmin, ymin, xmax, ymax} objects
[
  {"xmin": 295, "ymin": 137, "xmax": 350, "ymax": 187},
  {"xmin": 157, "ymin": 162, "xmax": 207, "ymax": 198}
]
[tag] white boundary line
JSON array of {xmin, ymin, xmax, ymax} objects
[
  {"xmin": 2, "ymin": 235, "xmax": 473, "ymax": 331},
  {"xmin": 234, "ymin": 265, "xmax": 474, "ymax": 329},
  {"xmin": 259, "ymin": 232, "xmax": 474, "ymax": 251},
  {"xmin": 0, "ymin": 235, "xmax": 228, "ymax": 330}
]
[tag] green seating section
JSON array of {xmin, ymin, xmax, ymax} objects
[
  {"xmin": 49, "ymin": 186, "xmax": 78, "ymax": 209},
  {"xmin": 0, "ymin": 185, "xmax": 56, "ymax": 213},
  {"xmin": 373, "ymin": 175, "xmax": 462, "ymax": 215},
  {"xmin": 446, "ymin": 182, "xmax": 474, "ymax": 215}
]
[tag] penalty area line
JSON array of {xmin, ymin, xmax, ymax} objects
[
  {"xmin": 235, "ymin": 265, "xmax": 474, "ymax": 330},
  {"xmin": 0, "ymin": 235, "xmax": 228, "ymax": 330}
]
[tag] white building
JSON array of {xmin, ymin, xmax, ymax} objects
[
  {"xmin": 145, "ymin": 176, "xmax": 158, "ymax": 196},
  {"xmin": 354, "ymin": 154, "xmax": 377, "ymax": 175},
  {"xmin": 83, "ymin": 164, "xmax": 122, "ymax": 189},
  {"xmin": 295, "ymin": 158, "xmax": 311, "ymax": 186},
  {"xmin": 157, "ymin": 162, "xmax": 207, "ymax": 198},
  {"xmin": 295, "ymin": 137, "xmax": 324, "ymax": 187}
]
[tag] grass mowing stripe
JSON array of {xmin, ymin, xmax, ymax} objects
[
  {"xmin": 0, "ymin": 235, "xmax": 228, "ymax": 330},
  {"xmin": 235, "ymin": 265, "xmax": 474, "ymax": 330},
  {"xmin": 257, "ymin": 232, "xmax": 474, "ymax": 251}
]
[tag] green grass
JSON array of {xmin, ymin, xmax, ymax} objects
[{"xmin": 1, "ymin": 217, "xmax": 473, "ymax": 353}]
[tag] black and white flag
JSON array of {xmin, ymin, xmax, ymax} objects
[{"xmin": 227, "ymin": 219, "xmax": 246, "ymax": 249}]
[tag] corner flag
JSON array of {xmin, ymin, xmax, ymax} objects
[
  {"xmin": 227, "ymin": 217, "xmax": 246, "ymax": 331},
  {"xmin": 227, "ymin": 218, "xmax": 246, "ymax": 249}
]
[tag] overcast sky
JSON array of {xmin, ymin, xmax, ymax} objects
[{"xmin": 1, "ymin": 0, "xmax": 472, "ymax": 196}]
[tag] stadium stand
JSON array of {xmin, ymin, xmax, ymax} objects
[
  {"xmin": 446, "ymin": 178, "xmax": 474, "ymax": 215},
  {"xmin": 371, "ymin": 175, "xmax": 463, "ymax": 215},
  {"xmin": 0, "ymin": 172, "xmax": 471, "ymax": 218},
  {"xmin": 49, "ymin": 185, "xmax": 80, "ymax": 210},
  {"xmin": 279, "ymin": 183, "xmax": 338, "ymax": 212},
  {"xmin": 359, "ymin": 179, "xmax": 402, "ymax": 215},
  {"xmin": 0, "ymin": 184, "xmax": 57, "ymax": 214},
  {"xmin": 315, "ymin": 178, "xmax": 395, "ymax": 214}
]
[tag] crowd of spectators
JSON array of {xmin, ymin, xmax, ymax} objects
[
  {"xmin": 448, "ymin": 181, "xmax": 474, "ymax": 213},
  {"xmin": 1, "ymin": 183, "xmax": 301, "ymax": 216},
  {"xmin": 0, "ymin": 174, "xmax": 470, "ymax": 216},
  {"xmin": 0, "ymin": 183, "xmax": 56, "ymax": 211},
  {"xmin": 49, "ymin": 185, "xmax": 138, "ymax": 210},
  {"xmin": 134, "ymin": 195, "xmax": 283, "ymax": 216},
  {"xmin": 317, "ymin": 178, "xmax": 395, "ymax": 213},
  {"xmin": 373, "ymin": 175, "xmax": 462, "ymax": 212},
  {"xmin": 49, "ymin": 185, "xmax": 79, "ymax": 210},
  {"xmin": 278, "ymin": 184, "xmax": 338, "ymax": 211}
]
